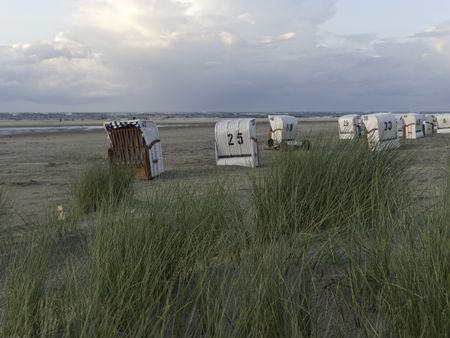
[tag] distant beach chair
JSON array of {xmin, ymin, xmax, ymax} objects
[
  {"xmin": 361, "ymin": 113, "xmax": 400, "ymax": 151},
  {"xmin": 104, "ymin": 120, "xmax": 164, "ymax": 179},
  {"xmin": 423, "ymin": 114, "xmax": 437, "ymax": 135},
  {"xmin": 338, "ymin": 114, "xmax": 362, "ymax": 140},
  {"xmin": 267, "ymin": 115, "xmax": 299, "ymax": 148},
  {"xmin": 402, "ymin": 113, "xmax": 425, "ymax": 139},
  {"xmin": 215, "ymin": 118, "xmax": 260, "ymax": 168},
  {"xmin": 435, "ymin": 114, "xmax": 450, "ymax": 134},
  {"xmin": 394, "ymin": 114, "xmax": 405, "ymax": 138},
  {"xmin": 266, "ymin": 115, "xmax": 311, "ymax": 150}
]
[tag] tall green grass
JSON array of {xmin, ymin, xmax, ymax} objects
[
  {"xmin": 1, "ymin": 144, "xmax": 449, "ymax": 337},
  {"xmin": 0, "ymin": 183, "xmax": 7, "ymax": 220},
  {"xmin": 339, "ymin": 168, "xmax": 450, "ymax": 336},
  {"xmin": 252, "ymin": 141, "xmax": 408, "ymax": 240},
  {"xmin": 0, "ymin": 219, "xmax": 76, "ymax": 337},
  {"xmin": 71, "ymin": 163, "xmax": 134, "ymax": 214},
  {"xmin": 78, "ymin": 183, "xmax": 245, "ymax": 336},
  {"xmin": 378, "ymin": 171, "xmax": 449, "ymax": 336},
  {"xmin": 73, "ymin": 181, "xmax": 320, "ymax": 337},
  {"xmin": 1, "ymin": 233, "xmax": 54, "ymax": 336},
  {"xmin": 0, "ymin": 183, "xmax": 10, "ymax": 281}
]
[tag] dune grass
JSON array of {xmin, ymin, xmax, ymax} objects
[
  {"xmin": 251, "ymin": 140, "xmax": 409, "ymax": 240},
  {"xmin": 0, "ymin": 183, "xmax": 9, "ymax": 275},
  {"xmin": 77, "ymin": 183, "xmax": 247, "ymax": 336},
  {"xmin": 70, "ymin": 162, "xmax": 134, "ymax": 214},
  {"xmin": 1, "ymin": 231, "xmax": 55, "ymax": 337},
  {"xmin": 0, "ymin": 183, "xmax": 7, "ymax": 220},
  {"xmin": 337, "ymin": 166, "xmax": 450, "ymax": 336},
  {"xmin": 0, "ymin": 142, "xmax": 449, "ymax": 337}
]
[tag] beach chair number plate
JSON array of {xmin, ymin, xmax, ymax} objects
[{"xmin": 228, "ymin": 132, "xmax": 244, "ymax": 146}]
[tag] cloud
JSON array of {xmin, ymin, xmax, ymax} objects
[
  {"xmin": 2, "ymin": 0, "xmax": 450, "ymax": 111},
  {"xmin": 72, "ymin": 0, "xmax": 336, "ymax": 49},
  {"xmin": 220, "ymin": 32, "xmax": 237, "ymax": 46},
  {"xmin": 68, "ymin": 0, "xmax": 339, "ymax": 110},
  {"xmin": 238, "ymin": 13, "xmax": 256, "ymax": 25},
  {"xmin": 0, "ymin": 33, "xmax": 123, "ymax": 105},
  {"xmin": 1, "ymin": 0, "xmax": 338, "ymax": 110},
  {"xmin": 260, "ymin": 32, "xmax": 297, "ymax": 47},
  {"xmin": 413, "ymin": 21, "xmax": 450, "ymax": 39}
]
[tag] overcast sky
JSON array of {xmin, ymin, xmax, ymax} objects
[{"xmin": 1, "ymin": 0, "xmax": 450, "ymax": 112}]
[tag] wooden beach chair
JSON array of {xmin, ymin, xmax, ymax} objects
[{"xmin": 105, "ymin": 120, "xmax": 164, "ymax": 179}]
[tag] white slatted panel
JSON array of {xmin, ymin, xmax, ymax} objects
[
  {"xmin": 338, "ymin": 114, "xmax": 361, "ymax": 140},
  {"xmin": 362, "ymin": 113, "xmax": 400, "ymax": 151},
  {"xmin": 215, "ymin": 118, "xmax": 259, "ymax": 168},
  {"xmin": 268, "ymin": 115, "xmax": 298, "ymax": 145},
  {"xmin": 435, "ymin": 114, "xmax": 450, "ymax": 133},
  {"xmin": 403, "ymin": 114, "xmax": 424, "ymax": 139}
]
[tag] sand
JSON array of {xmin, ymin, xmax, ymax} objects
[{"xmin": 0, "ymin": 118, "xmax": 449, "ymax": 228}]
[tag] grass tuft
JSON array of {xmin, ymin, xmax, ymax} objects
[
  {"xmin": 252, "ymin": 140, "xmax": 408, "ymax": 240},
  {"xmin": 70, "ymin": 162, "xmax": 134, "ymax": 214},
  {"xmin": 0, "ymin": 182, "xmax": 8, "ymax": 220}
]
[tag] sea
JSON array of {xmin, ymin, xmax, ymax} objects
[{"xmin": 0, "ymin": 111, "xmax": 354, "ymax": 136}]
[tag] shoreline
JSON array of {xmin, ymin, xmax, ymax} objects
[
  {"xmin": 0, "ymin": 117, "xmax": 337, "ymax": 137},
  {"xmin": 0, "ymin": 116, "xmax": 338, "ymax": 127}
]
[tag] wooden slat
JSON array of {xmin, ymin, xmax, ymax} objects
[
  {"xmin": 107, "ymin": 130, "xmax": 115, "ymax": 158},
  {"xmin": 127, "ymin": 129, "xmax": 135, "ymax": 165},
  {"xmin": 114, "ymin": 129, "xmax": 124, "ymax": 163},
  {"xmin": 106, "ymin": 126, "xmax": 152, "ymax": 180},
  {"xmin": 128, "ymin": 129, "xmax": 135, "ymax": 165},
  {"xmin": 131, "ymin": 129, "xmax": 141, "ymax": 165},
  {"xmin": 111, "ymin": 130, "xmax": 120, "ymax": 162},
  {"xmin": 124, "ymin": 129, "xmax": 131, "ymax": 164},
  {"xmin": 111, "ymin": 131, "xmax": 120, "ymax": 162},
  {"xmin": 133, "ymin": 129, "xmax": 142, "ymax": 166},
  {"xmin": 123, "ymin": 130, "xmax": 129, "ymax": 163},
  {"xmin": 118, "ymin": 129, "xmax": 128, "ymax": 164}
]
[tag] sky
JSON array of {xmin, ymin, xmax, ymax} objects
[{"xmin": 1, "ymin": 0, "xmax": 450, "ymax": 112}]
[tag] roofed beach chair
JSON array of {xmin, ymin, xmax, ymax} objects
[{"xmin": 104, "ymin": 120, "xmax": 164, "ymax": 179}]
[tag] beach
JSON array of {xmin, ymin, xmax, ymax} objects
[
  {"xmin": 1, "ymin": 117, "xmax": 450, "ymax": 336},
  {"xmin": 0, "ymin": 117, "xmax": 449, "ymax": 227}
]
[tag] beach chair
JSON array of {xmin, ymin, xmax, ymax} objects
[{"xmin": 104, "ymin": 120, "xmax": 164, "ymax": 179}]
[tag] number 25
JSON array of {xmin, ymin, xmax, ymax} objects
[{"xmin": 228, "ymin": 132, "xmax": 244, "ymax": 145}]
